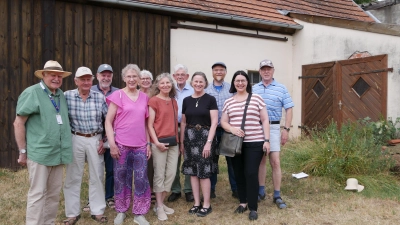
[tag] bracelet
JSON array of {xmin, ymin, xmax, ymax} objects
[
  {"xmin": 283, "ymin": 126, "xmax": 290, "ymax": 132},
  {"xmin": 264, "ymin": 139, "xmax": 270, "ymax": 143},
  {"xmin": 147, "ymin": 142, "xmax": 152, "ymax": 146}
]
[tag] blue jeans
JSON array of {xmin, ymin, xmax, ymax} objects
[
  {"xmin": 104, "ymin": 148, "xmax": 114, "ymax": 200},
  {"xmin": 211, "ymin": 127, "xmax": 237, "ymax": 192}
]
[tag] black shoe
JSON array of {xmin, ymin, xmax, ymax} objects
[
  {"xmin": 196, "ymin": 205, "xmax": 212, "ymax": 217},
  {"xmin": 188, "ymin": 205, "xmax": 202, "ymax": 214},
  {"xmin": 185, "ymin": 192, "xmax": 194, "ymax": 202},
  {"xmin": 258, "ymin": 193, "xmax": 266, "ymax": 202},
  {"xmin": 210, "ymin": 190, "xmax": 216, "ymax": 199},
  {"xmin": 234, "ymin": 205, "xmax": 248, "ymax": 214},
  {"xmin": 232, "ymin": 190, "xmax": 239, "ymax": 199},
  {"xmin": 167, "ymin": 192, "xmax": 181, "ymax": 202},
  {"xmin": 249, "ymin": 210, "xmax": 258, "ymax": 220}
]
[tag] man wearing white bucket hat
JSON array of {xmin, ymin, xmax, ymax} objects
[
  {"xmin": 63, "ymin": 67, "xmax": 108, "ymax": 224},
  {"xmin": 14, "ymin": 60, "xmax": 73, "ymax": 225}
]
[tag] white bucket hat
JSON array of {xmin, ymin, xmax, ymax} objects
[
  {"xmin": 344, "ymin": 178, "xmax": 364, "ymax": 192},
  {"xmin": 34, "ymin": 60, "xmax": 71, "ymax": 79}
]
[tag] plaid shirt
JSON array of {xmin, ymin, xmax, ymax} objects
[
  {"xmin": 205, "ymin": 81, "xmax": 233, "ymax": 125},
  {"xmin": 65, "ymin": 89, "xmax": 108, "ymax": 134}
]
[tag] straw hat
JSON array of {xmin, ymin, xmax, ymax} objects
[
  {"xmin": 344, "ymin": 178, "xmax": 364, "ymax": 192},
  {"xmin": 34, "ymin": 60, "xmax": 72, "ymax": 79}
]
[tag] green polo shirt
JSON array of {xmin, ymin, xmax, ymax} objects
[{"xmin": 16, "ymin": 82, "xmax": 72, "ymax": 166}]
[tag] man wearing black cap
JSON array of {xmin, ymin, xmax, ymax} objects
[
  {"xmin": 205, "ymin": 62, "xmax": 238, "ymax": 199},
  {"xmin": 90, "ymin": 64, "xmax": 119, "ymax": 210},
  {"xmin": 252, "ymin": 59, "xmax": 293, "ymax": 209}
]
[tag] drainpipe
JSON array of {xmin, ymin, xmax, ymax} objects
[{"xmin": 89, "ymin": 0, "xmax": 304, "ymax": 30}]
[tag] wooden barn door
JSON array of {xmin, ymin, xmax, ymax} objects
[
  {"xmin": 337, "ymin": 55, "xmax": 388, "ymax": 123},
  {"xmin": 301, "ymin": 61, "xmax": 337, "ymax": 131},
  {"xmin": 301, "ymin": 55, "xmax": 388, "ymax": 131}
]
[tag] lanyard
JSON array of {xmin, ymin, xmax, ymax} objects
[{"xmin": 40, "ymin": 81, "xmax": 60, "ymax": 114}]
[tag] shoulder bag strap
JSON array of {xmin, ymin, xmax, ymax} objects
[
  {"xmin": 171, "ymin": 99, "xmax": 177, "ymax": 136},
  {"xmin": 240, "ymin": 93, "xmax": 252, "ymax": 131}
]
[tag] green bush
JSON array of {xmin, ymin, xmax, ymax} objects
[
  {"xmin": 283, "ymin": 119, "xmax": 394, "ymax": 182},
  {"xmin": 367, "ymin": 117, "xmax": 400, "ymax": 146}
]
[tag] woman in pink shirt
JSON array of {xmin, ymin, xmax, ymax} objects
[{"xmin": 105, "ymin": 64, "xmax": 151, "ymax": 225}]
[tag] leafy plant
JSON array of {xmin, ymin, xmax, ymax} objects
[
  {"xmin": 283, "ymin": 119, "xmax": 395, "ymax": 182},
  {"xmin": 366, "ymin": 117, "xmax": 400, "ymax": 146}
]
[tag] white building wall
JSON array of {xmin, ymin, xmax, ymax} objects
[
  {"xmin": 292, "ymin": 19, "xmax": 400, "ymax": 134},
  {"xmin": 171, "ymin": 25, "xmax": 296, "ymax": 134}
]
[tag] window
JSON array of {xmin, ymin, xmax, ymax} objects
[{"xmin": 248, "ymin": 70, "xmax": 261, "ymax": 86}]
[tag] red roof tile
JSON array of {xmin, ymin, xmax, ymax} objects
[{"xmin": 132, "ymin": 0, "xmax": 375, "ymax": 26}]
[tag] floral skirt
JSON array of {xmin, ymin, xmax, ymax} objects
[{"xmin": 182, "ymin": 126, "xmax": 218, "ymax": 179}]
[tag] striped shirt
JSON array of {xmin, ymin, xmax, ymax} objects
[
  {"xmin": 222, "ymin": 94, "xmax": 266, "ymax": 142},
  {"xmin": 65, "ymin": 89, "xmax": 108, "ymax": 134},
  {"xmin": 205, "ymin": 81, "xmax": 233, "ymax": 125},
  {"xmin": 252, "ymin": 79, "xmax": 294, "ymax": 121}
]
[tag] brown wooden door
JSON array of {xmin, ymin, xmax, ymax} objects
[
  {"xmin": 337, "ymin": 55, "xmax": 388, "ymax": 123},
  {"xmin": 301, "ymin": 55, "xmax": 388, "ymax": 131},
  {"xmin": 302, "ymin": 61, "xmax": 337, "ymax": 131}
]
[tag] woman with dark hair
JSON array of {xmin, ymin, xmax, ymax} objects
[
  {"xmin": 180, "ymin": 72, "xmax": 218, "ymax": 217},
  {"xmin": 221, "ymin": 70, "xmax": 271, "ymax": 221},
  {"xmin": 147, "ymin": 73, "xmax": 179, "ymax": 221}
]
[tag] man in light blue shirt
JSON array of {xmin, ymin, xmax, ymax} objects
[
  {"xmin": 168, "ymin": 64, "xmax": 195, "ymax": 202},
  {"xmin": 252, "ymin": 59, "xmax": 294, "ymax": 209},
  {"xmin": 205, "ymin": 62, "xmax": 237, "ymax": 199}
]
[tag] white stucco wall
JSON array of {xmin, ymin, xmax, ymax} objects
[
  {"xmin": 170, "ymin": 24, "xmax": 296, "ymax": 134},
  {"xmin": 292, "ymin": 19, "xmax": 400, "ymax": 133}
]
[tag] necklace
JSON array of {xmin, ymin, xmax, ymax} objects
[{"xmin": 195, "ymin": 97, "xmax": 201, "ymax": 107}]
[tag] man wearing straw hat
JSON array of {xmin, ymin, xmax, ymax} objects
[
  {"xmin": 63, "ymin": 67, "xmax": 108, "ymax": 224},
  {"xmin": 13, "ymin": 60, "xmax": 73, "ymax": 225}
]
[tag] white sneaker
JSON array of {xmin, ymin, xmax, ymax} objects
[
  {"xmin": 156, "ymin": 206, "xmax": 168, "ymax": 221},
  {"xmin": 153, "ymin": 204, "xmax": 174, "ymax": 215},
  {"xmin": 134, "ymin": 215, "xmax": 150, "ymax": 225},
  {"xmin": 114, "ymin": 212, "xmax": 126, "ymax": 225}
]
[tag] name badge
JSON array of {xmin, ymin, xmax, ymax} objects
[{"xmin": 56, "ymin": 114, "xmax": 63, "ymax": 124}]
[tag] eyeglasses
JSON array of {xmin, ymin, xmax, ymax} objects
[
  {"xmin": 141, "ymin": 77, "xmax": 151, "ymax": 81},
  {"xmin": 213, "ymin": 69, "xmax": 226, "ymax": 73},
  {"xmin": 125, "ymin": 75, "xmax": 138, "ymax": 80},
  {"xmin": 174, "ymin": 73, "xmax": 187, "ymax": 77},
  {"xmin": 234, "ymin": 79, "xmax": 247, "ymax": 84}
]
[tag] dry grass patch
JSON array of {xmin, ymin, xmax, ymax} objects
[{"xmin": 1, "ymin": 151, "xmax": 400, "ymax": 224}]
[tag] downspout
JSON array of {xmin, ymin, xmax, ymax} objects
[{"xmin": 89, "ymin": 0, "xmax": 304, "ymax": 30}]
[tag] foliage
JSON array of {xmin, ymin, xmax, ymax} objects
[
  {"xmin": 353, "ymin": 0, "xmax": 375, "ymax": 4},
  {"xmin": 365, "ymin": 117, "xmax": 400, "ymax": 146},
  {"xmin": 283, "ymin": 119, "xmax": 395, "ymax": 183}
]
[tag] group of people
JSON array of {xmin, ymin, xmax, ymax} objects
[{"xmin": 14, "ymin": 58, "xmax": 293, "ymax": 225}]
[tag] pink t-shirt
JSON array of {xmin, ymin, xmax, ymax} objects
[{"xmin": 106, "ymin": 90, "xmax": 149, "ymax": 147}]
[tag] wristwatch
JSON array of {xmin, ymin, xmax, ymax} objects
[
  {"xmin": 207, "ymin": 139, "xmax": 212, "ymax": 143},
  {"xmin": 147, "ymin": 142, "xmax": 152, "ymax": 147},
  {"xmin": 19, "ymin": 149, "xmax": 27, "ymax": 154},
  {"xmin": 264, "ymin": 139, "xmax": 270, "ymax": 143},
  {"xmin": 283, "ymin": 127, "xmax": 290, "ymax": 132}
]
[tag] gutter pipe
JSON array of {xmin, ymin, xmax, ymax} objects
[{"xmin": 89, "ymin": 0, "xmax": 304, "ymax": 30}]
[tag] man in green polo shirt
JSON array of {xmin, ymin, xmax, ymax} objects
[{"xmin": 13, "ymin": 60, "xmax": 73, "ymax": 225}]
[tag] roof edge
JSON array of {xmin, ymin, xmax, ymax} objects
[
  {"xmin": 289, "ymin": 12, "xmax": 400, "ymax": 37},
  {"xmin": 90, "ymin": 0, "xmax": 303, "ymax": 30}
]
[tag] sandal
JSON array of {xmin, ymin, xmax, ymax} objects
[
  {"xmin": 91, "ymin": 215, "xmax": 108, "ymax": 223},
  {"xmin": 273, "ymin": 197, "xmax": 287, "ymax": 209},
  {"xmin": 106, "ymin": 198, "xmax": 115, "ymax": 209},
  {"xmin": 188, "ymin": 205, "xmax": 202, "ymax": 214},
  {"xmin": 82, "ymin": 202, "xmax": 90, "ymax": 212},
  {"xmin": 63, "ymin": 215, "xmax": 81, "ymax": 225},
  {"xmin": 196, "ymin": 205, "xmax": 212, "ymax": 217},
  {"xmin": 234, "ymin": 205, "xmax": 248, "ymax": 214}
]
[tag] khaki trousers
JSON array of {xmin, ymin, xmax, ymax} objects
[
  {"xmin": 26, "ymin": 159, "xmax": 63, "ymax": 225},
  {"xmin": 64, "ymin": 134, "xmax": 106, "ymax": 216},
  {"xmin": 151, "ymin": 144, "xmax": 179, "ymax": 193}
]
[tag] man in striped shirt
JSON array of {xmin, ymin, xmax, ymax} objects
[{"xmin": 252, "ymin": 59, "xmax": 294, "ymax": 209}]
